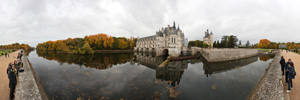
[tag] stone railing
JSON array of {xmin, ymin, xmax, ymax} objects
[
  {"xmin": 248, "ymin": 51, "xmax": 284, "ymax": 100},
  {"xmin": 15, "ymin": 51, "xmax": 49, "ymax": 100}
]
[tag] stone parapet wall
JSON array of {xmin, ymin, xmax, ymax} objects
[
  {"xmin": 15, "ymin": 52, "xmax": 48, "ymax": 100},
  {"xmin": 201, "ymin": 49, "xmax": 258, "ymax": 62},
  {"xmin": 249, "ymin": 51, "xmax": 284, "ymax": 100}
]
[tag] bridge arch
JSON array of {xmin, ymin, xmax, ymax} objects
[{"xmin": 163, "ymin": 49, "xmax": 169, "ymax": 56}]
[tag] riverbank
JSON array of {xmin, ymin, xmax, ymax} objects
[
  {"xmin": 0, "ymin": 50, "xmax": 20, "ymax": 100},
  {"xmin": 94, "ymin": 49, "xmax": 133, "ymax": 53},
  {"xmin": 15, "ymin": 51, "xmax": 48, "ymax": 100},
  {"xmin": 249, "ymin": 50, "xmax": 284, "ymax": 100}
]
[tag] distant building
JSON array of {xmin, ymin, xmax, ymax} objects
[
  {"xmin": 134, "ymin": 22, "xmax": 186, "ymax": 56},
  {"xmin": 279, "ymin": 44, "xmax": 287, "ymax": 49},
  {"xmin": 203, "ymin": 29, "xmax": 213, "ymax": 48}
]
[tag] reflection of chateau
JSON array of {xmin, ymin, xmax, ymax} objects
[
  {"xmin": 202, "ymin": 56, "xmax": 258, "ymax": 77},
  {"xmin": 134, "ymin": 22, "xmax": 188, "ymax": 56},
  {"xmin": 134, "ymin": 53, "xmax": 187, "ymax": 87},
  {"xmin": 156, "ymin": 61, "xmax": 188, "ymax": 87},
  {"xmin": 134, "ymin": 52, "xmax": 165, "ymax": 69},
  {"xmin": 203, "ymin": 29, "xmax": 213, "ymax": 47}
]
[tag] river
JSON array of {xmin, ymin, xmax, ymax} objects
[{"xmin": 27, "ymin": 50, "xmax": 274, "ymax": 100}]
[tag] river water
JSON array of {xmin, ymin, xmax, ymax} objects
[{"xmin": 27, "ymin": 50, "xmax": 274, "ymax": 100}]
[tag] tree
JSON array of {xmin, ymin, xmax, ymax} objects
[
  {"xmin": 258, "ymin": 39, "xmax": 271, "ymax": 48},
  {"xmin": 118, "ymin": 39, "xmax": 128, "ymax": 49},
  {"xmin": 228, "ymin": 35, "xmax": 238, "ymax": 48},
  {"xmin": 220, "ymin": 36, "xmax": 228, "ymax": 48},
  {"xmin": 203, "ymin": 43, "xmax": 208, "ymax": 48},
  {"xmin": 246, "ymin": 41, "xmax": 250, "ymax": 47},
  {"xmin": 217, "ymin": 40, "xmax": 220, "ymax": 48},
  {"xmin": 213, "ymin": 41, "xmax": 217, "ymax": 48},
  {"xmin": 79, "ymin": 42, "xmax": 94, "ymax": 54}
]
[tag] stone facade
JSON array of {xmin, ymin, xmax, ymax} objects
[
  {"xmin": 203, "ymin": 29, "xmax": 213, "ymax": 48},
  {"xmin": 135, "ymin": 22, "xmax": 186, "ymax": 57}
]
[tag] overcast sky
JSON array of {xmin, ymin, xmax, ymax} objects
[{"xmin": 1, "ymin": 0, "xmax": 300, "ymax": 47}]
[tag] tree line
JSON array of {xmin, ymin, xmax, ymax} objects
[
  {"xmin": 254, "ymin": 39, "xmax": 300, "ymax": 50},
  {"xmin": 188, "ymin": 35, "xmax": 240, "ymax": 48},
  {"xmin": 36, "ymin": 33, "xmax": 137, "ymax": 54},
  {"xmin": 0, "ymin": 43, "xmax": 34, "ymax": 50}
]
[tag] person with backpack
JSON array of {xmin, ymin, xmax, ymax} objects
[
  {"xmin": 285, "ymin": 59, "xmax": 293, "ymax": 85},
  {"xmin": 286, "ymin": 62, "xmax": 296, "ymax": 93},
  {"xmin": 280, "ymin": 56, "xmax": 286, "ymax": 75}
]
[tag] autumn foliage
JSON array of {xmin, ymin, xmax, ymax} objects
[
  {"xmin": 258, "ymin": 39, "xmax": 271, "ymax": 48},
  {"xmin": 36, "ymin": 33, "xmax": 137, "ymax": 54},
  {"xmin": 255, "ymin": 39, "xmax": 300, "ymax": 49},
  {"xmin": 0, "ymin": 43, "xmax": 33, "ymax": 50}
]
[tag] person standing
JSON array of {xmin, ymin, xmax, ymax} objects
[
  {"xmin": 280, "ymin": 56, "xmax": 286, "ymax": 75},
  {"xmin": 285, "ymin": 59, "xmax": 294, "ymax": 85},
  {"xmin": 8, "ymin": 64, "xmax": 18, "ymax": 100},
  {"xmin": 13, "ymin": 60, "xmax": 19, "ymax": 76},
  {"xmin": 287, "ymin": 63, "xmax": 296, "ymax": 92}
]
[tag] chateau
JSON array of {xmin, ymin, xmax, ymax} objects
[
  {"xmin": 203, "ymin": 29, "xmax": 213, "ymax": 48},
  {"xmin": 134, "ymin": 22, "xmax": 187, "ymax": 56}
]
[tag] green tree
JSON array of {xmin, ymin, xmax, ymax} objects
[
  {"xmin": 246, "ymin": 41, "xmax": 250, "ymax": 47},
  {"xmin": 228, "ymin": 35, "xmax": 238, "ymax": 48},
  {"xmin": 203, "ymin": 43, "xmax": 208, "ymax": 48},
  {"xmin": 79, "ymin": 42, "xmax": 94, "ymax": 54}
]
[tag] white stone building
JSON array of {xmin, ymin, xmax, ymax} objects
[
  {"xmin": 203, "ymin": 29, "xmax": 213, "ymax": 48},
  {"xmin": 134, "ymin": 22, "xmax": 186, "ymax": 57}
]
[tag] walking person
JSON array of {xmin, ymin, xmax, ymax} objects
[
  {"xmin": 285, "ymin": 59, "xmax": 294, "ymax": 85},
  {"xmin": 8, "ymin": 64, "xmax": 18, "ymax": 100},
  {"xmin": 280, "ymin": 56, "xmax": 286, "ymax": 75},
  {"xmin": 287, "ymin": 63, "xmax": 296, "ymax": 92},
  {"xmin": 5, "ymin": 52, "xmax": 7, "ymax": 58}
]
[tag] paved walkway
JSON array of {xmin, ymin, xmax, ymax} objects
[
  {"xmin": 0, "ymin": 50, "xmax": 21, "ymax": 100},
  {"xmin": 281, "ymin": 51, "xmax": 300, "ymax": 100}
]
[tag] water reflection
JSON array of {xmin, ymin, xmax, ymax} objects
[
  {"xmin": 36, "ymin": 51, "xmax": 134, "ymax": 69},
  {"xmin": 203, "ymin": 56, "xmax": 258, "ymax": 77},
  {"xmin": 259, "ymin": 54, "xmax": 275, "ymax": 61},
  {"xmin": 31, "ymin": 51, "xmax": 275, "ymax": 100}
]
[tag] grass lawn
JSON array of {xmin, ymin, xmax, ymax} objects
[
  {"xmin": 0, "ymin": 50, "xmax": 15, "ymax": 56},
  {"xmin": 258, "ymin": 48, "xmax": 272, "ymax": 52}
]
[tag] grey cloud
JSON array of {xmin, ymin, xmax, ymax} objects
[{"xmin": 0, "ymin": 0, "xmax": 300, "ymax": 46}]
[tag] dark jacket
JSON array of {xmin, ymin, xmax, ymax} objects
[
  {"xmin": 285, "ymin": 62, "xmax": 294, "ymax": 71},
  {"xmin": 288, "ymin": 66, "xmax": 296, "ymax": 79},
  {"xmin": 280, "ymin": 58, "xmax": 285, "ymax": 66},
  {"xmin": 8, "ymin": 69, "xmax": 17, "ymax": 88},
  {"xmin": 6, "ymin": 64, "xmax": 12, "ymax": 74}
]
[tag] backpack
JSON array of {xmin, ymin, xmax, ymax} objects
[
  {"xmin": 290, "ymin": 71, "xmax": 296, "ymax": 76},
  {"xmin": 289, "ymin": 67, "xmax": 296, "ymax": 76}
]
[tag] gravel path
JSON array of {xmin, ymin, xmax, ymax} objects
[
  {"xmin": 0, "ymin": 50, "xmax": 21, "ymax": 100},
  {"xmin": 281, "ymin": 51, "xmax": 300, "ymax": 100}
]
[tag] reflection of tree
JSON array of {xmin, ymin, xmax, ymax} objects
[
  {"xmin": 36, "ymin": 50, "xmax": 133, "ymax": 70},
  {"xmin": 25, "ymin": 49, "xmax": 34, "ymax": 56},
  {"xmin": 259, "ymin": 56, "xmax": 270, "ymax": 61}
]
